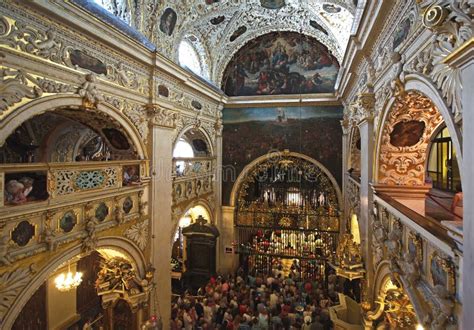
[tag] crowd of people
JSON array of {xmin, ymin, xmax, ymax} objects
[{"xmin": 171, "ymin": 267, "xmax": 339, "ymax": 329}]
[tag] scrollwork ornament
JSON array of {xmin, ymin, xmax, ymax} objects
[
  {"xmin": 417, "ymin": 0, "xmax": 473, "ymax": 117},
  {"xmin": 422, "ymin": 5, "xmax": 449, "ymax": 28},
  {"xmin": 148, "ymin": 106, "xmax": 178, "ymax": 128},
  {"xmin": 0, "ymin": 68, "xmax": 43, "ymax": 113},
  {"xmin": 0, "ymin": 265, "xmax": 36, "ymax": 319}
]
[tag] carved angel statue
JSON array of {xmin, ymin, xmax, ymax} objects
[
  {"xmin": 384, "ymin": 227, "xmax": 401, "ymax": 257},
  {"xmin": 78, "ymin": 74, "xmax": 103, "ymax": 108},
  {"xmin": 402, "ymin": 251, "xmax": 420, "ymax": 287},
  {"xmin": 82, "ymin": 219, "xmax": 98, "ymax": 252}
]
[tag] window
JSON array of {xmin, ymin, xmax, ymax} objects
[
  {"xmin": 178, "ymin": 40, "xmax": 203, "ymax": 77},
  {"xmin": 173, "ymin": 139, "xmax": 194, "ymax": 176},
  {"xmin": 173, "ymin": 139, "xmax": 194, "ymax": 158},
  {"xmin": 427, "ymin": 127, "xmax": 461, "ymax": 192}
]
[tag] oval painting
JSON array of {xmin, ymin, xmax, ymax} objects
[
  {"xmin": 160, "ymin": 8, "xmax": 177, "ymax": 36},
  {"xmin": 389, "ymin": 120, "xmax": 426, "ymax": 147},
  {"xmin": 260, "ymin": 0, "xmax": 286, "ymax": 9}
]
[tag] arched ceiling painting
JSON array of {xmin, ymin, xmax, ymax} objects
[
  {"xmin": 221, "ymin": 31, "xmax": 340, "ymax": 96},
  {"xmin": 88, "ymin": 0, "xmax": 359, "ymax": 91}
]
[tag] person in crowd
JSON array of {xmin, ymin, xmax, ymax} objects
[
  {"xmin": 451, "ymin": 183, "xmax": 463, "ymax": 220},
  {"xmin": 171, "ymin": 267, "xmax": 339, "ymax": 329}
]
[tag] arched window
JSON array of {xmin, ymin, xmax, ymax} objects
[
  {"xmin": 427, "ymin": 126, "xmax": 461, "ymax": 192},
  {"xmin": 173, "ymin": 139, "xmax": 194, "ymax": 176},
  {"xmin": 178, "ymin": 40, "xmax": 204, "ymax": 78},
  {"xmin": 173, "ymin": 139, "xmax": 194, "ymax": 158}
]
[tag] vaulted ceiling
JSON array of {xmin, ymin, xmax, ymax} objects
[{"xmin": 93, "ymin": 0, "xmax": 361, "ymax": 85}]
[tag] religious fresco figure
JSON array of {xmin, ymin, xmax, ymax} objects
[
  {"xmin": 160, "ymin": 8, "xmax": 177, "ymax": 36},
  {"xmin": 222, "ymin": 32, "xmax": 339, "ymax": 96}
]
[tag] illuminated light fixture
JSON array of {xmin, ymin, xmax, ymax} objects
[
  {"xmin": 54, "ymin": 262, "xmax": 83, "ymax": 292},
  {"xmin": 416, "ymin": 324, "xmax": 424, "ymax": 330}
]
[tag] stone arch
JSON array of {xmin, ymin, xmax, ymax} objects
[
  {"xmin": 229, "ymin": 151, "xmax": 342, "ymax": 210},
  {"xmin": 374, "ymin": 76, "xmax": 463, "ymax": 184},
  {"xmin": 0, "ymin": 94, "xmax": 147, "ymax": 159},
  {"xmin": 174, "ymin": 124, "xmax": 215, "ymax": 157},
  {"xmin": 2, "ymin": 236, "xmax": 147, "ymax": 329},
  {"xmin": 374, "ymin": 90, "xmax": 446, "ymax": 185},
  {"xmin": 369, "ymin": 261, "xmax": 425, "ymax": 327}
]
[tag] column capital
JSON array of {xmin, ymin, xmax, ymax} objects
[
  {"xmin": 146, "ymin": 105, "xmax": 178, "ymax": 129},
  {"xmin": 340, "ymin": 116, "xmax": 351, "ymax": 135},
  {"xmin": 357, "ymin": 92, "xmax": 376, "ymax": 124}
]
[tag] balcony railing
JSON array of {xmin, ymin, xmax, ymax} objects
[
  {"xmin": 172, "ymin": 157, "xmax": 214, "ymax": 205},
  {"xmin": 371, "ymin": 192, "xmax": 461, "ymax": 325},
  {"xmin": 0, "ymin": 160, "xmax": 149, "ymax": 212}
]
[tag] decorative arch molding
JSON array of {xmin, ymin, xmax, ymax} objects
[
  {"xmin": 0, "ymin": 94, "xmax": 147, "ymax": 159},
  {"xmin": 171, "ymin": 198, "xmax": 215, "ymax": 244},
  {"xmin": 370, "ymin": 261, "xmax": 431, "ymax": 327},
  {"xmin": 403, "ymin": 74, "xmax": 463, "ymax": 169},
  {"xmin": 174, "ymin": 124, "xmax": 215, "ymax": 157},
  {"xmin": 374, "ymin": 75, "xmax": 463, "ymax": 184},
  {"xmin": 2, "ymin": 236, "xmax": 147, "ymax": 329},
  {"xmin": 229, "ymin": 151, "xmax": 342, "ymax": 210},
  {"xmin": 374, "ymin": 89, "xmax": 456, "ymax": 185}
]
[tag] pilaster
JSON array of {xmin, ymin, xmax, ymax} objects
[
  {"xmin": 356, "ymin": 92, "xmax": 375, "ymax": 306},
  {"xmin": 444, "ymin": 37, "xmax": 474, "ymax": 329},
  {"xmin": 148, "ymin": 105, "xmax": 177, "ymax": 329}
]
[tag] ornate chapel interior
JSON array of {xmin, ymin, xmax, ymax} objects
[{"xmin": 0, "ymin": 0, "xmax": 472, "ymax": 329}]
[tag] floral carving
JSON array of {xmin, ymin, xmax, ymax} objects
[
  {"xmin": 0, "ymin": 265, "xmax": 35, "ymax": 319},
  {"xmin": 125, "ymin": 219, "xmax": 149, "ymax": 250}
]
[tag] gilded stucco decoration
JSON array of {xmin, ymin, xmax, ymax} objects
[
  {"xmin": 369, "ymin": 199, "xmax": 458, "ymax": 329},
  {"xmin": 0, "ymin": 15, "xmax": 146, "ymax": 92},
  {"xmin": 125, "ymin": 219, "xmax": 149, "ymax": 250},
  {"xmin": 96, "ymin": 256, "xmax": 152, "ymax": 311},
  {"xmin": 378, "ymin": 91, "xmax": 443, "ymax": 185},
  {"xmin": 0, "ymin": 68, "xmax": 43, "ymax": 113},
  {"xmin": 0, "ymin": 265, "xmax": 36, "ymax": 319}
]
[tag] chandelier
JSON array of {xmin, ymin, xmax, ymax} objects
[{"xmin": 54, "ymin": 263, "xmax": 83, "ymax": 292}]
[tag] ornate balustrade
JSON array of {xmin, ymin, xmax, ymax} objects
[
  {"xmin": 0, "ymin": 187, "xmax": 148, "ymax": 267},
  {"xmin": 172, "ymin": 157, "xmax": 214, "ymax": 180},
  {"xmin": 346, "ymin": 173, "xmax": 361, "ymax": 216},
  {"xmin": 369, "ymin": 192, "xmax": 461, "ymax": 329},
  {"xmin": 0, "ymin": 160, "xmax": 149, "ymax": 210},
  {"xmin": 172, "ymin": 157, "xmax": 214, "ymax": 206}
]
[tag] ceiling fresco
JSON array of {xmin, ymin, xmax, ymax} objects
[{"xmin": 92, "ymin": 0, "xmax": 360, "ymax": 93}]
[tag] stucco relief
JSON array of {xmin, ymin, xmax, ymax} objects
[{"xmin": 378, "ymin": 91, "xmax": 443, "ymax": 185}]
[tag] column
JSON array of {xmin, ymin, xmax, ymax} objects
[
  {"xmin": 340, "ymin": 114, "xmax": 351, "ymax": 233},
  {"xmin": 214, "ymin": 112, "xmax": 225, "ymax": 272},
  {"xmin": 356, "ymin": 92, "xmax": 375, "ymax": 305},
  {"xmin": 219, "ymin": 206, "xmax": 238, "ymax": 273},
  {"xmin": 445, "ymin": 38, "xmax": 473, "ymax": 329},
  {"xmin": 148, "ymin": 106, "xmax": 177, "ymax": 329}
]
